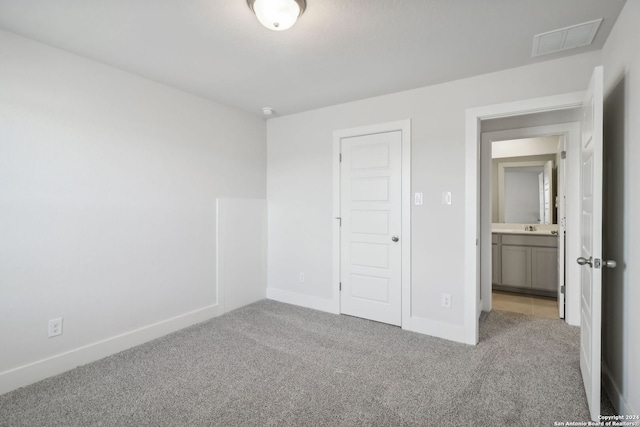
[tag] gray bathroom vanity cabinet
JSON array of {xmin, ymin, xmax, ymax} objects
[{"xmin": 492, "ymin": 233, "xmax": 558, "ymax": 297}]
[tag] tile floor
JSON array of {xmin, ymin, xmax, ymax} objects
[{"xmin": 492, "ymin": 290, "xmax": 559, "ymax": 319}]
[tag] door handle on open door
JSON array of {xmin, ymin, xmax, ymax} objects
[
  {"xmin": 577, "ymin": 257, "xmax": 617, "ymax": 268},
  {"xmin": 577, "ymin": 256, "xmax": 593, "ymax": 267}
]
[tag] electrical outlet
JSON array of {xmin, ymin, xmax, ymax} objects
[
  {"xmin": 441, "ymin": 294, "xmax": 452, "ymax": 308},
  {"xmin": 48, "ymin": 317, "xmax": 63, "ymax": 338},
  {"xmin": 299, "ymin": 272, "xmax": 305, "ymax": 283}
]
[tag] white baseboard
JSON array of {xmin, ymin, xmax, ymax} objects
[
  {"xmin": 266, "ymin": 289, "xmax": 471, "ymax": 344},
  {"xmin": 266, "ymin": 288, "xmax": 338, "ymax": 314},
  {"xmin": 405, "ymin": 316, "xmax": 471, "ymax": 345},
  {"xmin": 0, "ymin": 303, "xmax": 220, "ymax": 396},
  {"xmin": 602, "ymin": 362, "xmax": 636, "ymax": 416}
]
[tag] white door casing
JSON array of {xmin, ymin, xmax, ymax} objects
[
  {"xmin": 557, "ymin": 137, "xmax": 566, "ymax": 319},
  {"xmin": 340, "ymin": 131, "xmax": 402, "ymax": 326},
  {"xmin": 467, "ymin": 92, "xmax": 586, "ymax": 344},
  {"xmin": 579, "ymin": 66, "xmax": 604, "ymax": 422},
  {"xmin": 333, "ymin": 120, "xmax": 411, "ymax": 329}
]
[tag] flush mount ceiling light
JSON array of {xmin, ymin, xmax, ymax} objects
[{"xmin": 247, "ymin": 0, "xmax": 306, "ymax": 31}]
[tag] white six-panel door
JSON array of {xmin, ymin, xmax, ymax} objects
[
  {"xmin": 340, "ymin": 131, "xmax": 402, "ymax": 326},
  {"xmin": 579, "ymin": 66, "xmax": 604, "ymax": 422}
]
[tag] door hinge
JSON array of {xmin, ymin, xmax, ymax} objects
[
  {"xmin": 339, "ymin": 153, "xmax": 342, "ymax": 162},
  {"xmin": 339, "ymin": 282, "xmax": 342, "ymax": 291},
  {"xmin": 561, "ymin": 285, "xmax": 565, "ymax": 294},
  {"xmin": 561, "ymin": 150, "xmax": 567, "ymax": 159},
  {"xmin": 335, "ymin": 216, "xmax": 342, "ymax": 226}
]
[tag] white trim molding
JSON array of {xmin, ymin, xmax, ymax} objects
[
  {"xmin": 266, "ymin": 288, "xmax": 338, "ymax": 314},
  {"xmin": 406, "ymin": 317, "xmax": 468, "ymax": 344},
  {"xmin": 465, "ymin": 91, "xmax": 584, "ymax": 345},
  {"xmin": 0, "ymin": 304, "xmax": 219, "ymax": 396},
  {"xmin": 332, "ymin": 120, "xmax": 412, "ymax": 328},
  {"xmin": 602, "ymin": 362, "xmax": 636, "ymax": 416}
]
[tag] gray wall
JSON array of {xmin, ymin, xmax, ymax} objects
[
  {"xmin": 0, "ymin": 30, "xmax": 266, "ymax": 388},
  {"xmin": 266, "ymin": 50, "xmax": 601, "ymax": 335}
]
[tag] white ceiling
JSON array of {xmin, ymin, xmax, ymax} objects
[{"xmin": 0, "ymin": 0, "xmax": 626, "ymax": 116}]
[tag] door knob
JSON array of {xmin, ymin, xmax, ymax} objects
[
  {"xmin": 577, "ymin": 257, "xmax": 617, "ymax": 268},
  {"xmin": 577, "ymin": 256, "xmax": 592, "ymax": 267},
  {"xmin": 392, "ymin": 236, "xmax": 399, "ymax": 242}
]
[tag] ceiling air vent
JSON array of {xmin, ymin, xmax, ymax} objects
[{"xmin": 532, "ymin": 18, "xmax": 602, "ymax": 57}]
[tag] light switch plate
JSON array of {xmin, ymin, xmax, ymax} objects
[
  {"xmin": 414, "ymin": 192, "xmax": 423, "ymax": 205},
  {"xmin": 442, "ymin": 192, "xmax": 452, "ymax": 205}
]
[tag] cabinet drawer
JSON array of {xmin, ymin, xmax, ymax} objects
[{"xmin": 501, "ymin": 234, "xmax": 557, "ymax": 248}]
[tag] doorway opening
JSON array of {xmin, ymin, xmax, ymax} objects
[
  {"xmin": 484, "ymin": 133, "xmax": 565, "ymax": 319},
  {"xmin": 465, "ymin": 67, "xmax": 605, "ymax": 421},
  {"xmin": 479, "ymin": 116, "xmax": 581, "ymax": 325},
  {"xmin": 463, "ymin": 91, "xmax": 587, "ymax": 347}
]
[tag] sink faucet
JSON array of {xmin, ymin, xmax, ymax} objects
[{"xmin": 524, "ymin": 225, "xmax": 537, "ymax": 232}]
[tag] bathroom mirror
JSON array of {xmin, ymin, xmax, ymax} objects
[{"xmin": 496, "ymin": 160, "xmax": 555, "ymax": 224}]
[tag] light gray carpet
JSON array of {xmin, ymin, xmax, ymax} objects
[{"xmin": 0, "ymin": 300, "xmax": 612, "ymax": 426}]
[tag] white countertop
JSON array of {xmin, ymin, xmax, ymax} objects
[
  {"xmin": 492, "ymin": 224, "xmax": 559, "ymax": 236},
  {"xmin": 492, "ymin": 229, "xmax": 558, "ymax": 236}
]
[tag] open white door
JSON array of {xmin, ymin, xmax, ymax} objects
[{"xmin": 578, "ymin": 66, "xmax": 616, "ymax": 421}]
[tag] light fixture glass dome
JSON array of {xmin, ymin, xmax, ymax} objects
[{"xmin": 249, "ymin": 0, "xmax": 305, "ymax": 31}]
